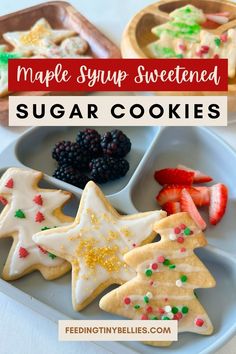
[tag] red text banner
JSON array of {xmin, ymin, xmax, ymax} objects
[{"xmin": 8, "ymin": 58, "xmax": 228, "ymax": 92}]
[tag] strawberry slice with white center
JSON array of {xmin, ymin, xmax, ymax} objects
[
  {"xmin": 156, "ymin": 185, "xmax": 210, "ymax": 207},
  {"xmin": 177, "ymin": 164, "xmax": 213, "ymax": 183},
  {"xmin": 163, "ymin": 201, "xmax": 181, "ymax": 215},
  {"xmin": 180, "ymin": 189, "xmax": 207, "ymax": 230},
  {"xmin": 209, "ymin": 184, "xmax": 228, "ymax": 225},
  {"xmin": 154, "ymin": 168, "xmax": 194, "ymax": 185}
]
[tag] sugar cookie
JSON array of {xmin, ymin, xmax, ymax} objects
[
  {"xmin": 100, "ymin": 212, "xmax": 216, "ymax": 347},
  {"xmin": 33, "ymin": 181, "xmax": 166, "ymax": 311},
  {"xmin": 60, "ymin": 36, "xmax": 89, "ymax": 56},
  {"xmin": 3, "ymin": 18, "xmax": 76, "ymax": 56},
  {"xmin": 0, "ymin": 168, "xmax": 74, "ymax": 280}
]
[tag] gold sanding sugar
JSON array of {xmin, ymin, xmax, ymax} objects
[
  {"xmin": 76, "ymin": 238, "xmax": 122, "ymax": 272},
  {"xmin": 120, "ymin": 227, "xmax": 132, "ymax": 237},
  {"xmin": 86, "ymin": 208, "xmax": 100, "ymax": 227},
  {"xmin": 20, "ymin": 24, "xmax": 50, "ymax": 45}
]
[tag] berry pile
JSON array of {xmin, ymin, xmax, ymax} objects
[
  {"xmin": 154, "ymin": 164, "xmax": 228, "ymax": 229},
  {"xmin": 52, "ymin": 129, "xmax": 131, "ymax": 188}
]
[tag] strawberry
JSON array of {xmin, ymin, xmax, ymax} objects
[
  {"xmin": 180, "ymin": 189, "xmax": 207, "ymax": 230},
  {"xmin": 163, "ymin": 201, "xmax": 181, "ymax": 215},
  {"xmin": 154, "ymin": 168, "xmax": 194, "ymax": 185},
  {"xmin": 177, "ymin": 164, "xmax": 213, "ymax": 183},
  {"xmin": 193, "ymin": 186, "xmax": 210, "ymax": 206},
  {"xmin": 156, "ymin": 185, "xmax": 209, "ymax": 207},
  {"xmin": 209, "ymin": 184, "xmax": 228, "ymax": 225}
]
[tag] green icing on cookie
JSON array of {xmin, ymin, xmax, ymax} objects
[{"xmin": 0, "ymin": 52, "xmax": 22, "ymax": 66}]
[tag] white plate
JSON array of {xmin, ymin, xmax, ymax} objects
[{"xmin": 0, "ymin": 126, "xmax": 235, "ymax": 354}]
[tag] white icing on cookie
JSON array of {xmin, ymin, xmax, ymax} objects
[
  {"xmin": 33, "ymin": 181, "xmax": 166, "ymax": 309},
  {"xmin": 0, "ymin": 168, "xmax": 71, "ymax": 276}
]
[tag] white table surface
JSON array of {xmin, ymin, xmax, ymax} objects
[{"xmin": 0, "ymin": 1, "xmax": 236, "ymax": 353}]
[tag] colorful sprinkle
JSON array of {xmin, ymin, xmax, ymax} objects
[
  {"xmin": 0, "ymin": 196, "xmax": 8, "ymax": 205},
  {"xmin": 195, "ymin": 318, "xmax": 204, "ymax": 327},
  {"xmin": 141, "ymin": 314, "xmax": 148, "ymax": 320},
  {"xmin": 41, "ymin": 226, "xmax": 50, "ymax": 231},
  {"xmin": 220, "ymin": 33, "xmax": 228, "ymax": 43},
  {"xmin": 38, "ymin": 245, "xmax": 47, "ymax": 254},
  {"xmin": 181, "ymin": 275, "xmax": 188, "ymax": 282},
  {"xmin": 19, "ymin": 247, "xmax": 29, "ymax": 258},
  {"xmin": 33, "ymin": 194, "xmax": 43, "ymax": 206},
  {"xmin": 158, "ymin": 307, "xmax": 165, "ymax": 314},
  {"xmin": 176, "ymin": 279, "xmax": 183, "ymax": 287},
  {"xmin": 163, "ymin": 259, "xmax": 170, "ymax": 266},
  {"xmin": 146, "ymin": 292, "xmax": 153, "ymax": 299},
  {"xmin": 174, "ymin": 312, "xmax": 183, "ymax": 320},
  {"xmin": 134, "ymin": 304, "xmax": 140, "ymax": 310},
  {"xmin": 172, "ymin": 307, "xmax": 178, "ymax": 314},
  {"xmin": 124, "ymin": 297, "xmax": 131, "ymax": 305},
  {"xmin": 182, "ymin": 306, "xmax": 189, "ymax": 314},
  {"xmin": 151, "ymin": 262, "xmax": 158, "ymax": 270},
  {"xmin": 162, "ymin": 316, "xmax": 170, "ymax": 320},
  {"xmin": 157, "ymin": 255, "xmax": 165, "ymax": 263},
  {"xmin": 164, "ymin": 305, "xmax": 172, "ymax": 313},
  {"xmin": 35, "ymin": 211, "xmax": 45, "ymax": 223},
  {"xmin": 213, "ymin": 54, "xmax": 220, "ymax": 59},
  {"xmin": 143, "ymin": 295, "xmax": 149, "ymax": 304},
  {"xmin": 177, "ymin": 236, "xmax": 184, "ymax": 244},
  {"xmin": 15, "ymin": 209, "xmax": 26, "ymax": 219},
  {"xmin": 5, "ymin": 178, "xmax": 14, "ymax": 188},
  {"xmin": 214, "ymin": 38, "xmax": 221, "ymax": 47},
  {"xmin": 196, "ymin": 50, "xmax": 203, "ymax": 58},
  {"xmin": 48, "ymin": 252, "xmax": 57, "ymax": 259},
  {"xmin": 169, "ymin": 264, "xmax": 176, "ymax": 269},
  {"xmin": 149, "ymin": 280, "xmax": 154, "ymax": 286},
  {"xmin": 184, "ymin": 227, "xmax": 191, "ymax": 235},
  {"xmin": 174, "ymin": 227, "xmax": 181, "ymax": 234},
  {"xmin": 145, "ymin": 269, "xmax": 153, "ymax": 277},
  {"xmin": 151, "ymin": 316, "xmax": 158, "ymax": 320},
  {"xmin": 179, "ymin": 44, "xmax": 186, "ymax": 51},
  {"xmin": 146, "ymin": 306, "xmax": 153, "ymax": 313},
  {"xmin": 132, "ymin": 243, "xmax": 137, "ymax": 247},
  {"xmin": 180, "ymin": 247, "xmax": 186, "ymax": 253},
  {"xmin": 169, "ymin": 233, "xmax": 177, "ymax": 241},
  {"xmin": 180, "ymin": 224, "xmax": 186, "ymax": 230},
  {"xmin": 201, "ymin": 45, "xmax": 209, "ymax": 54}
]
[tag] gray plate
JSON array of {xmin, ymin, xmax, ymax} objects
[{"xmin": 0, "ymin": 126, "xmax": 235, "ymax": 354}]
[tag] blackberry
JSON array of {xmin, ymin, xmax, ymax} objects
[
  {"xmin": 100, "ymin": 130, "xmax": 131, "ymax": 158},
  {"xmin": 53, "ymin": 165, "xmax": 90, "ymax": 189},
  {"xmin": 76, "ymin": 129, "xmax": 102, "ymax": 157},
  {"xmin": 52, "ymin": 141, "xmax": 91, "ymax": 171},
  {"xmin": 89, "ymin": 156, "xmax": 129, "ymax": 183}
]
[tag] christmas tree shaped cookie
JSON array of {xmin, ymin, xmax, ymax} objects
[
  {"xmin": 33, "ymin": 181, "xmax": 166, "ymax": 311},
  {"xmin": 100, "ymin": 212, "xmax": 216, "ymax": 347},
  {"xmin": 0, "ymin": 168, "xmax": 73, "ymax": 280}
]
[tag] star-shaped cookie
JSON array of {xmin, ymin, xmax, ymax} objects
[
  {"xmin": 0, "ymin": 168, "xmax": 74, "ymax": 280},
  {"xmin": 3, "ymin": 18, "xmax": 76, "ymax": 56},
  {"xmin": 33, "ymin": 181, "xmax": 166, "ymax": 311}
]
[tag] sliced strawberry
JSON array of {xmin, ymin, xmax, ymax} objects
[
  {"xmin": 209, "ymin": 184, "xmax": 228, "ymax": 225},
  {"xmin": 154, "ymin": 168, "xmax": 194, "ymax": 185},
  {"xmin": 163, "ymin": 201, "xmax": 181, "ymax": 215},
  {"xmin": 193, "ymin": 186, "xmax": 210, "ymax": 206},
  {"xmin": 177, "ymin": 164, "xmax": 213, "ymax": 183},
  {"xmin": 180, "ymin": 189, "xmax": 207, "ymax": 230},
  {"xmin": 156, "ymin": 185, "xmax": 209, "ymax": 207}
]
